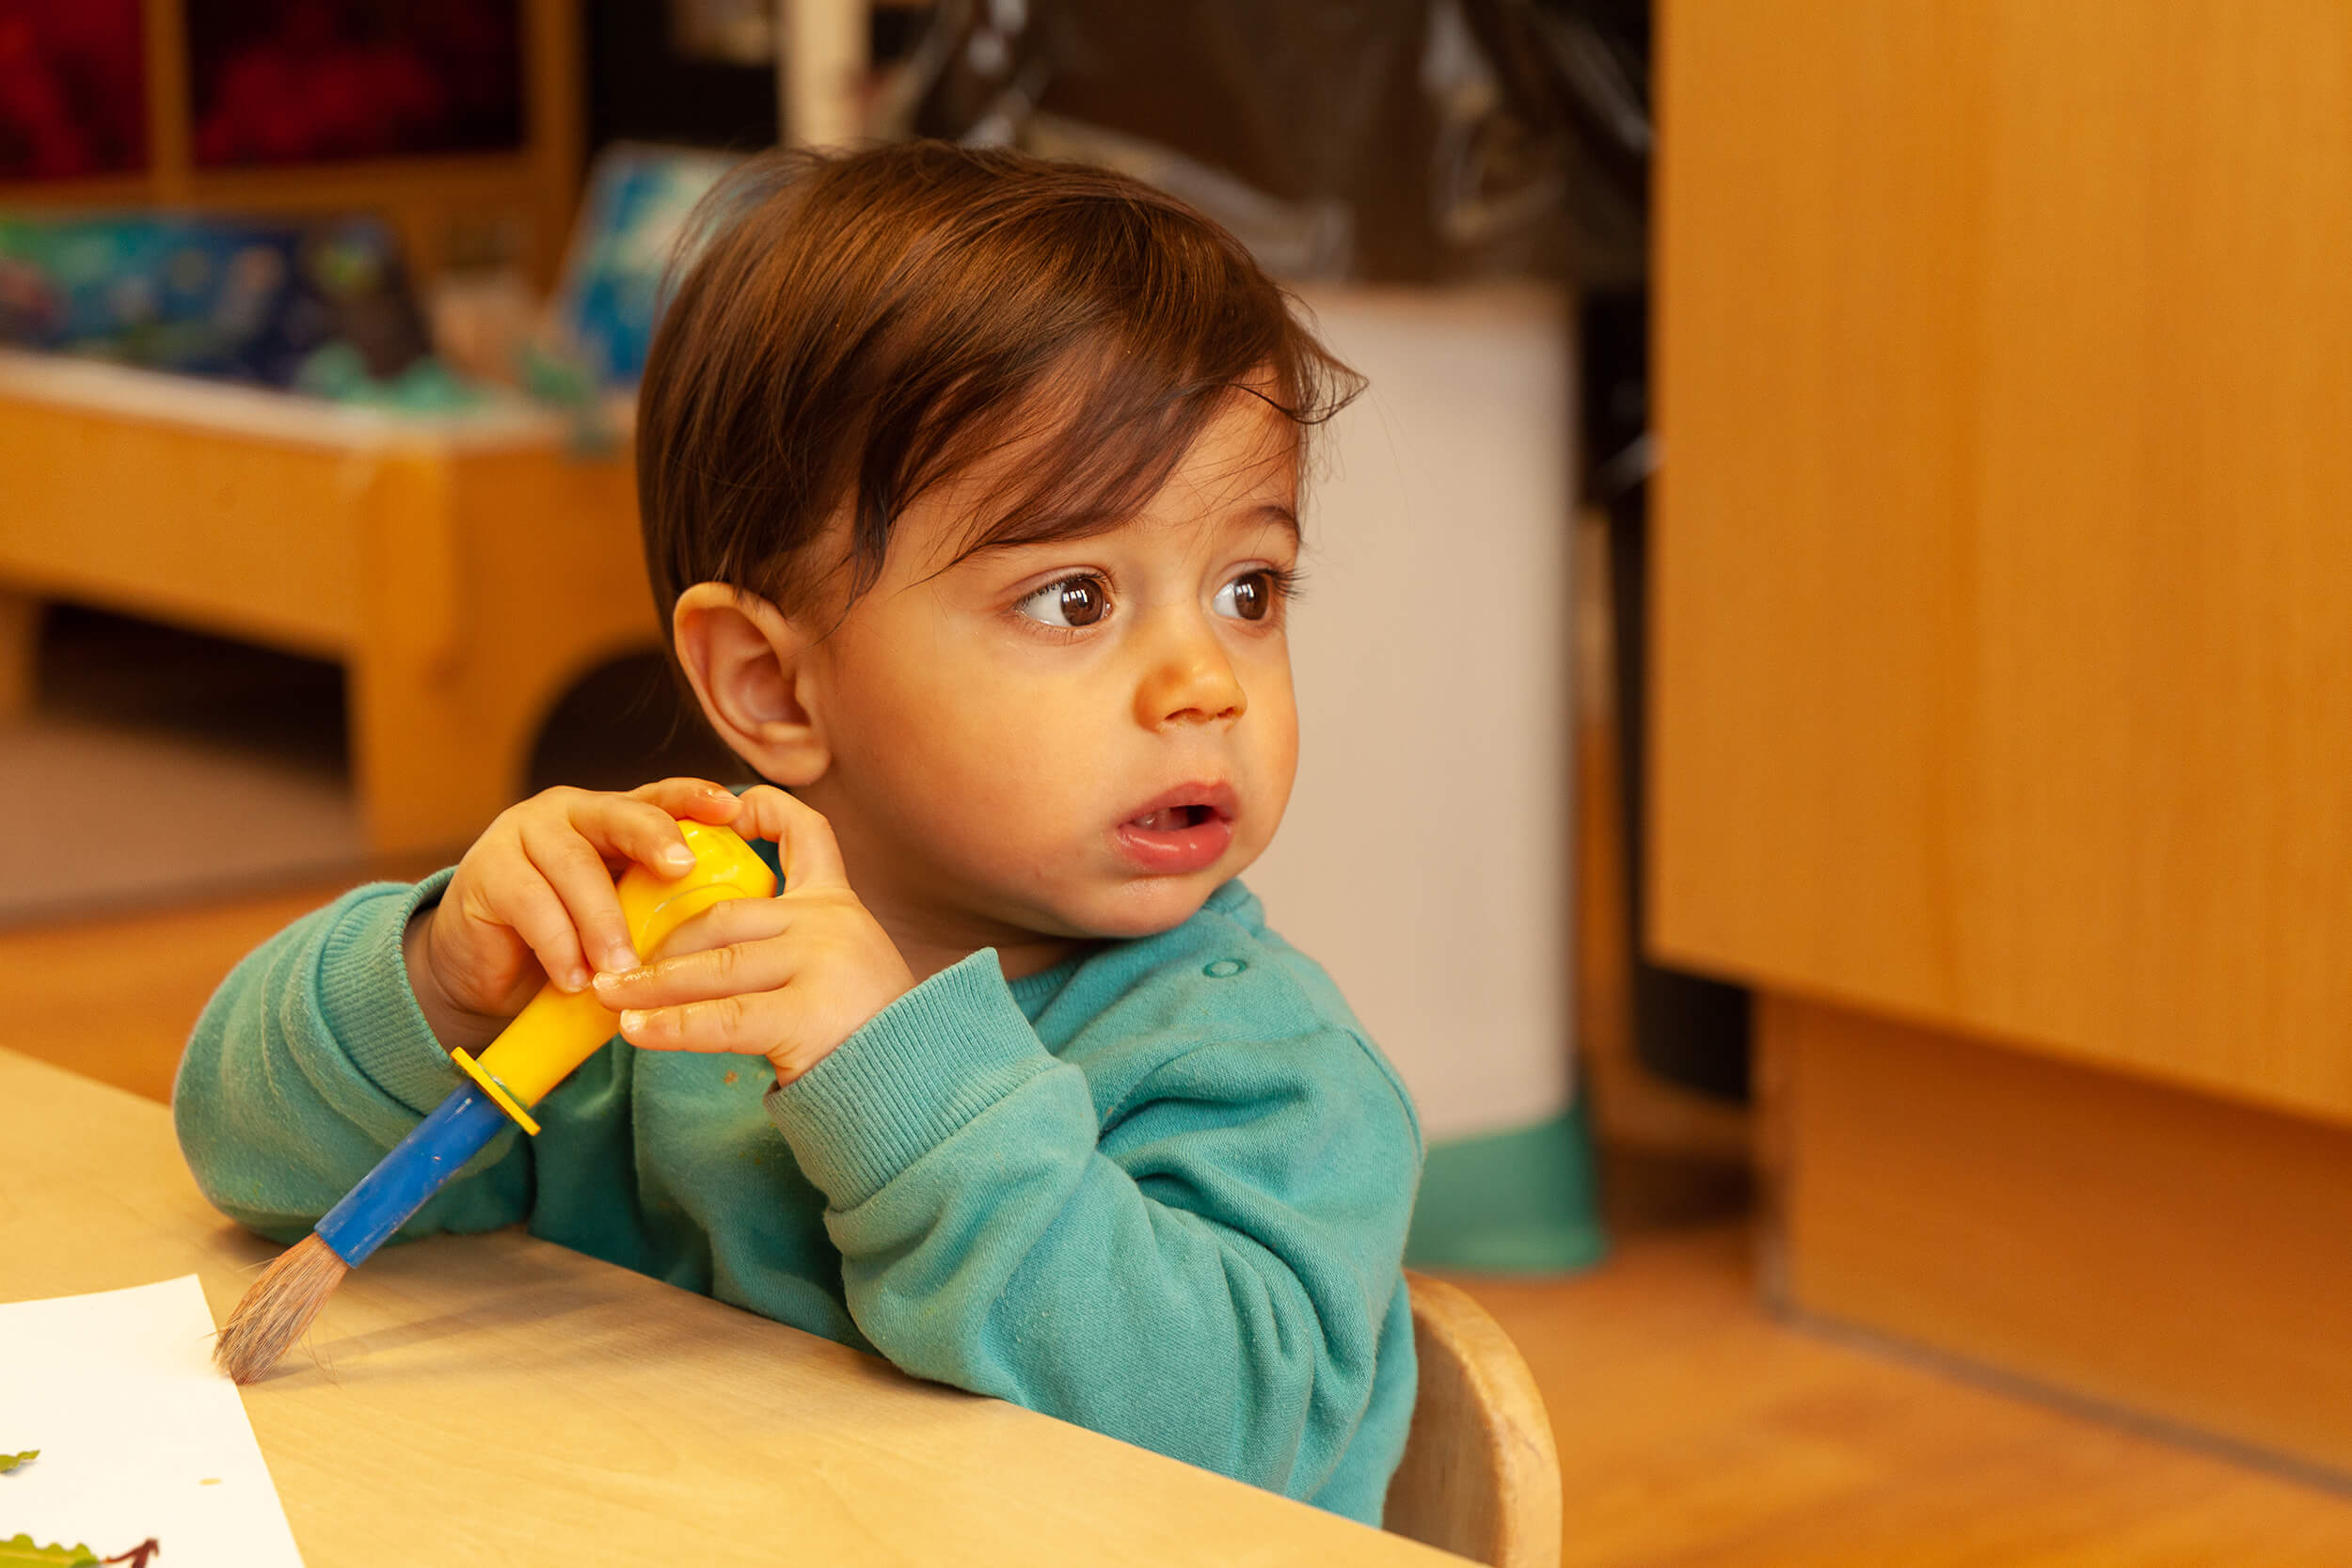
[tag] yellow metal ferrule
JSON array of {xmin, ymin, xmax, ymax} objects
[{"xmin": 468, "ymin": 819, "xmax": 777, "ymax": 1132}]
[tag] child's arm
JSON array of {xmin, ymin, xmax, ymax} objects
[
  {"xmin": 774, "ymin": 964, "xmax": 1420, "ymax": 1510},
  {"xmin": 173, "ymin": 872, "xmax": 534, "ymax": 1243},
  {"xmin": 175, "ymin": 778, "xmax": 745, "ymax": 1243}
]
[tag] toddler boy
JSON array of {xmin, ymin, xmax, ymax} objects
[{"xmin": 177, "ymin": 141, "xmax": 1423, "ymax": 1525}]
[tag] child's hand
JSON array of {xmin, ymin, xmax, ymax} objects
[
  {"xmin": 403, "ymin": 778, "xmax": 747, "ymax": 1054},
  {"xmin": 591, "ymin": 785, "xmax": 914, "ymax": 1084}
]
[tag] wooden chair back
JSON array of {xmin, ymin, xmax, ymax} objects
[{"xmin": 1384, "ymin": 1270, "xmax": 1563, "ymax": 1567}]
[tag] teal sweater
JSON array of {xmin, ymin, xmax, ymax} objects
[{"xmin": 173, "ymin": 856, "xmax": 1423, "ymax": 1525}]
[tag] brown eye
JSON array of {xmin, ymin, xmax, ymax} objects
[
  {"xmin": 1215, "ymin": 570, "xmax": 1274, "ymax": 622},
  {"xmin": 1017, "ymin": 574, "xmax": 1110, "ymax": 628}
]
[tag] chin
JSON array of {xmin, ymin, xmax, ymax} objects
[{"xmin": 1062, "ymin": 872, "xmax": 1228, "ymax": 941}]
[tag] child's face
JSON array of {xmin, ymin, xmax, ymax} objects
[{"xmin": 792, "ymin": 392, "xmax": 1303, "ymax": 958}]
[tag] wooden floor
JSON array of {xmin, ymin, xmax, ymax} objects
[
  {"xmin": 1484, "ymin": 1228, "xmax": 2352, "ymax": 1567},
  {"xmin": 11, "ymin": 882, "xmax": 2352, "ymax": 1565}
]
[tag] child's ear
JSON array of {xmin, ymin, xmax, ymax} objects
[{"xmin": 671, "ymin": 583, "xmax": 833, "ymax": 787}]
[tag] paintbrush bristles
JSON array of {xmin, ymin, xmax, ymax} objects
[{"xmin": 214, "ymin": 1233, "xmax": 349, "ymax": 1385}]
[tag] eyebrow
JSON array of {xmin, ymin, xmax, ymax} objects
[{"xmin": 1245, "ymin": 501, "xmax": 1300, "ymax": 539}]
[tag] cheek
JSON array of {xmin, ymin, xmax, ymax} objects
[
  {"xmin": 841, "ymin": 664, "xmax": 1095, "ymax": 842},
  {"xmin": 1243, "ymin": 641, "xmax": 1298, "ymax": 748},
  {"xmin": 1248, "ymin": 667, "xmax": 1301, "ymax": 814}
]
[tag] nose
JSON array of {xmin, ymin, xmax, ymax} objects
[{"xmin": 1132, "ymin": 611, "xmax": 1248, "ymax": 730}]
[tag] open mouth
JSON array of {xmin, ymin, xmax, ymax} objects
[
  {"xmin": 1112, "ymin": 784, "xmax": 1238, "ymax": 874},
  {"xmin": 1126, "ymin": 803, "xmax": 1222, "ymax": 832}
]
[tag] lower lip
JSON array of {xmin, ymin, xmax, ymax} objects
[{"xmin": 1112, "ymin": 814, "xmax": 1234, "ymax": 875}]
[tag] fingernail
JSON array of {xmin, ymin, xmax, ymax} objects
[
  {"xmin": 662, "ymin": 844, "xmax": 696, "ymax": 871},
  {"xmin": 591, "ymin": 971, "xmax": 618, "ymax": 995},
  {"xmin": 565, "ymin": 967, "xmax": 592, "ymax": 992},
  {"xmin": 607, "ymin": 942, "xmax": 640, "ymax": 973},
  {"xmin": 618, "ymin": 1009, "xmax": 646, "ymax": 1034}
]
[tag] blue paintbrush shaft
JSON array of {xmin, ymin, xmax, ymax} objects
[{"xmin": 312, "ymin": 1085, "xmax": 514, "ymax": 1267}]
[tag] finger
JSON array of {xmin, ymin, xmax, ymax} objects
[
  {"xmin": 646, "ymin": 891, "xmax": 794, "ymax": 959},
  {"xmin": 591, "ymin": 898, "xmax": 793, "ymax": 1006},
  {"xmin": 487, "ymin": 859, "xmax": 596, "ymax": 992},
  {"xmin": 628, "ymin": 775, "xmax": 743, "ymax": 826},
  {"xmin": 573, "ymin": 793, "xmax": 705, "ymax": 881},
  {"xmin": 519, "ymin": 815, "xmax": 639, "ymax": 975},
  {"xmin": 595, "ymin": 927, "xmax": 797, "ymax": 1010},
  {"xmin": 619, "ymin": 989, "xmax": 787, "ymax": 1056},
  {"xmin": 726, "ymin": 785, "xmax": 849, "ymax": 892}
]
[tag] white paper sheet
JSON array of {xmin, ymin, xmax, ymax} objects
[{"xmin": 0, "ymin": 1275, "xmax": 304, "ymax": 1566}]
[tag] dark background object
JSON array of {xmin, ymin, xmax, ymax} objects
[
  {"xmin": 585, "ymin": 0, "xmax": 936, "ymax": 158},
  {"xmin": 1572, "ymin": 0, "xmax": 1751, "ymax": 1101},
  {"xmin": 0, "ymin": 0, "xmax": 150, "ymax": 181},
  {"xmin": 1592, "ymin": 345, "xmax": 1754, "ymax": 1103},
  {"xmin": 186, "ymin": 0, "xmax": 523, "ymax": 168},
  {"xmin": 899, "ymin": 0, "xmax": 1640, "ymax": 287},
  {"xmin": 917, "ymin": 2, "xmax": 1449, "ymax": 278},
  {"xmin": 1583, "ymin": 280, "xmax": 1753, "ymax": 1100},
  {"xmin": 527, "ymin": 650, "xmax": 747, "ymax": 798},
  {"xmin": 587, "ymin": 0, "xmax": 778, "ymax": 156}
]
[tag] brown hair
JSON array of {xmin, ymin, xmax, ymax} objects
[{"xmin": 636, "ymin": 139, "xmax": 1361, "ymax": 629}]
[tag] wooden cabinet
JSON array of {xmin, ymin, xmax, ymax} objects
[{"xmin": 1656, "ymin": 0, "xmax": 2352, "ymax": 1476}]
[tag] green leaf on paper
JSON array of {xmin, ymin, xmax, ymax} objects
[
  {"xmin": 0, "ymin": 1452, "xmax": 33, "ymax": 1473},
  {"xmin": 0, "ymin": 1537, "xmax": 159, "ymax": 1568}
]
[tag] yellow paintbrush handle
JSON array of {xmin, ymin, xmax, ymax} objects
[{"xmin": 451, "ymin": 818, "xmax": 776, "ymax": 1133}]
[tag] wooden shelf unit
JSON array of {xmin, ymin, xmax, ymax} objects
[{"xmin": 0, "ymin": 352, "xmax": 659, "ymax": 858}]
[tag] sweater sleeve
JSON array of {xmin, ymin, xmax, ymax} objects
[
  {"xmin": 761, "ymin": 949, "xmax": 1421, "ymax": 1506},
  {"xmin": 172, "ymin": 871, "xmax": 533, "ymax": 1245}
]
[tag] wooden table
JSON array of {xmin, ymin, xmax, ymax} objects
[{"xmin": 0, "ymin": 1050, "xmax": 1453, "ymax": 1565}]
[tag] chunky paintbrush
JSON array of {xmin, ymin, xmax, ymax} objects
[{"xmin": 213, "ymin": 818, "xmax": 775, "ymax": 1383}]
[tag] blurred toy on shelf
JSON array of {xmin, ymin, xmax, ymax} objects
[
  {"xmin": 0, "ymin": 139, "xmax": 754, "ymax": 426},
  {"xmin": 547, "ymin": 143, "xmax": 738, "ymax": 390},
  {"xmin": 0, "ymin": 209, "xmax": 447, "ymax": 393},
  {"xmin": 423, "ymin": 264, "xmax": 537, "ymax": 388},
  {"xmin": 291, "ymin": 339, "xmax": 483, "ymax": 413}
]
